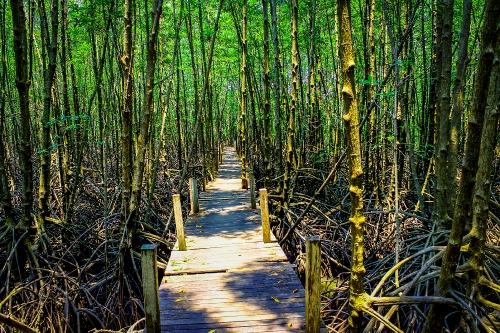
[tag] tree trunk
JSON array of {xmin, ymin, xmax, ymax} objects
[
  {"xmin": 121, "ymin": 0, "xmax": 134, "ymax": 224},
  {"xmin": 0, "ymin": 5, "xmax": 14, "ymax": 227},
  {"xmin": 59, "ymin": 0, "xmax": 71, "ymax": 214},
  {"xmin": 240, "ymin": 0, "xmax": 248, "ymax": 189},
  {"xmin": 432, "ymin": 0, "xmax": 454, "ymax": 231},
  {"xmin": 126, "ymin": 0, "xmax": 162, "ymax": 245},
  {"xmin": 262, "ymin": 0, "xmax": 271, "ymax": 189},
  {"xmin": 283, "ymin": 0, "xmax": 299, "ymax": 205},
  {"xmin": 10, "ymin": 0, "xmax": 33, "ymax": 232},
  {"xmin": 271, "ymin": 0, "xmax": 282, "ymax": 178},
  {"xmin": 447, "ymin": 0, "xmax": 472, "ymax": 212},
  {"xmin": 337, "ymin": 0, "xmax": 366, "ymax": 331}
]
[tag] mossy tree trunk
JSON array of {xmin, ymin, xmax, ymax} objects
[{"xmin": 337, "ymin": 0, "xmax": 366, "ymax": 331}]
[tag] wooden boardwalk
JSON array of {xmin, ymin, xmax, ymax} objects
[{"xmin": 159, "ymin": 147, "xmax": 318, "ymax": 332}]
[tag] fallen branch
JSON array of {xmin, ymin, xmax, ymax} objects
[{"xmin": 0, "ymin": 313, "xmax": 38, "ymax": 333}]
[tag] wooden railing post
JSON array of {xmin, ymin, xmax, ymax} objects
[
  {"xmin": 189, "ymin": 178, "xmax": 199, "ymax": 214},
  {"xmin": 141, "ymin": 244, "xmax": 161, "ymax": 333},
  {"xmin": 250, "ymin": 171, "xmax": 256, "ymax": 209},
  {"xmin": 172, "ymin": 194, "xmax": 186, "ymax": 251},
  {"xmin": 306, "ymin": 236, "xmax": 321, "ymax": 333},
  {"xmin": 259, "ymin": 188, "xmax": 271, "ymax": 243}
]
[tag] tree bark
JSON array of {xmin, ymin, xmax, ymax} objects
[
  {"xmin": 262, "ymin": 0, "xmax": 271, "ymax": 189},
  {"xmin": 121, "ymin": 0, "xmax": 134, "ymax": 224},
  {"xmin": 36, "ymin": 0, "xmax": 58, "ymax": 226},
  {"xmin": 0, "ymin": 5, "xmax": 14, "ymax": 227},
  {"xmin": 271, "ymin": 0, "xmax": 282, "ymax": 177},
  {"xmin": 283, "ymin": 0, "xmax": 299, "ymax": 206},
  {"xmin": 432, "ymin": 0, "xmax": 454, "ymax": 231},
  {"xmin": 240, "ymin": 0, "xmax": 248, "ymax": 189},
  {"xmin": 10, "ymin": 0, "xmax": 33, "ymax": 232},
  {"xmin": 447, "ymin": 0, "xmax": 472, "ymax": 212},
  {"xmin": 337, "ymin": 0, "xmax": 366, "ymax": 331}
]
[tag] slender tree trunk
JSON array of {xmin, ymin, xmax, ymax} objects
[
  {"xmin": 283, "ymin": 0, "xmax": 299, "ymax": 204},
  {"xmin": 121, "ymin": 0, "xmax": 134, "ymax": 224},
  {"xmin": 197, "ymin": 1, "xmax": 209, "ymax": 188},
  {"xmin": 432, "ymin": 0, "xmax": 454, "ymax": 231},
  {"xmin": 240, "ymin": 0, "xmax": 248, "ymax": 189},
  {"xmin": 185, "ymin": 0, "xmax": 201, "ymax": 165},
  {"xmin": 36, "ymin": 0, "xmax": 58, "ymax": 226},
  {"xmin": 262, "ymin": 0, "xmax": 271, "ymax": 189},
  {"xmin": 308, "ymin": 0, "xmax": 319, "ymax": 152},
  {"xmin": 0, "ymin": 104, "xmax": 14, "ymax": 228},
  {"xmin": 0, "ymin": 3, "xmax": 14, "ymax": 227},
  {"xmin": 59, "ymin": 0, "xmax": 71, "ymax": 213},
  {"xmin": 10, "ymin": 0, "xmax": 33, "ymax": 232},
  {"xmin": 447, "ymin": 0, "xmax": 472, "ymax": 211},
  {"xmin": 127, "ymin": 0, "xmax": 162, "ymax": 244},
  {"xmin": 367, "ymin": 0, "xmax": 378, "ymax": 205},
  {"xmin": 337, "ymin": 0, "xmax": 366, "ymax": 331},
  {"xmin": 271, "ymin": 0, "xmax": 282, "ymax": 178},
  {"xmin": 176, "ymin": 51, "xmax": 183, "ymax": 171}
]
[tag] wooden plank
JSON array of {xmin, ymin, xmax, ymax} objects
[
  {"xmin": 161, "ymin": 304, "xmax": 305, "ymax": 316},
  {"xmin": 162, "ymin": 280, "xmax": 302, "ymax": 291},
  {"xmin": 162, "ymin": 312, "xmax": 304, "ymax": 324},
  {"xmin": 161, "ymin": 318, "xmax": 306, "ymax": 331},
  {"xmin": 160, "ymin": 290, "xmax": 305, "ymax": 302}
]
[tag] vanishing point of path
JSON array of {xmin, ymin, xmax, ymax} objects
[{"xmin": 159, "ymin": 147, "xmax": 314, "ymax": 332}]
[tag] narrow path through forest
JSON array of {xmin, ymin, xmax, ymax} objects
[{"xmin": 159, "ymin": 147, "xmax": 321, "ymax": 332}]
